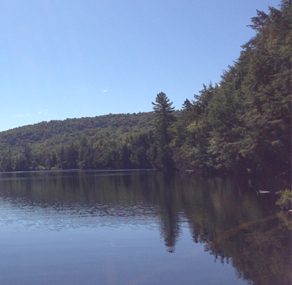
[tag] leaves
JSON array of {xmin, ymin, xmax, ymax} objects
[{"xmin": 172, "ymin": 2, "xmax": 291, "ymax": 176}]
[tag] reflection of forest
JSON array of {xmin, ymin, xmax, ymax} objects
[
  {"xmin": 0, "ymin": 171, "xmax": 290, "ymax": 284},
  {"xmin": 156, "ymin": 173, "xmax": 291, "ymax": 285}
]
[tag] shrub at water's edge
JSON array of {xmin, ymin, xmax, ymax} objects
[{"xmin": 276, "ymin": 189, "xmax": 292, "ymax": 211}]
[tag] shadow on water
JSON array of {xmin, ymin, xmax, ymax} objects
[{"xmin": 0, "ymin": 170, "xmax": 290, "ymax": 284}]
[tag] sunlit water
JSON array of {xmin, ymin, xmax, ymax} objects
[{"xmin": 0, "ymin": 170, "xmax": 290, "ymax": 284}]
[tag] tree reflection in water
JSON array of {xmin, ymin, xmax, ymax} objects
[{"xmin": 0, "ymin": 170, "xmax": 290, "ymax": 284}]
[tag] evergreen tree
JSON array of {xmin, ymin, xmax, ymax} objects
[
  {"xmin": 152, "ymin": 92, "xmax": 176, "ymax": 171},
  {"xmin": 152, "ymin": 92, "xmax": 176, "ymax": 146}
]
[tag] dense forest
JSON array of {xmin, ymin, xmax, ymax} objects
[{"xmin": 0, "ymin": 1, "xmax": 291, "ymax": 178}]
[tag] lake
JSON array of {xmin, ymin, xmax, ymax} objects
[{"xmin": 0, "ymin": 170, "xmax": 290, "ymax": 284}]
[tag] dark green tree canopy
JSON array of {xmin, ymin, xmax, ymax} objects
[
  {"xmin": 152, "ymin": 92, "xmax": 175, "ymax": 114},
  {"xmin": 173, "ymin": 1, "xmax": 291, "ymax": 176},
  {"xmin": 152, "ymin": 92, "xmax": 176, "ymax": 145},
  {"xmin": 151, "ymin": 92, "xmax": 176, "ymax": 171}
]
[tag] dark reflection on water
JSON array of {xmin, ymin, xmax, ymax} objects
[
  {"xmin": 0, "ymin": 170, "xmax": 290, "ymax": 284},
  {"xmin": 0, "ymin": 171, "xmax": 161, "ymax": 231}
]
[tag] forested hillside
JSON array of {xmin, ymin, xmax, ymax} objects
[
  {"xmin": 171, "ymin": 1, "xmax": 291, "ymax": 177},
  {"xmin": 0, "ymin": 112, "xmax": 158, "ymax": 171},
  {"xmin": 0, "ymin": 1, "xmax": 291, "ymax": 178},
  {"xmin": 0, "ymin": 112, "xmax": 154, "ymax": 152}
]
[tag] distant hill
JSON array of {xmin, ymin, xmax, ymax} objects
[{"xmin": 0, "ymin": 112, "xmax": 155, "ymax": 156}]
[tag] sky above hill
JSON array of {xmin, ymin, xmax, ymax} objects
[{"xmin": 0, "ymin": 0, "xmax": 281, "ymax": 132}]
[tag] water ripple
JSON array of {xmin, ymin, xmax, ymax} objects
[{"xmin": 0, "ymin": 196, "xmax": 161, "ymax": 231}]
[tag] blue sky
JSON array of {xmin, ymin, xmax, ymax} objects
[{"xmin": 0, "ymin": 0, "xmax": 281, "ymax": 132}]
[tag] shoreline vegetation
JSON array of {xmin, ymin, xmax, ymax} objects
[{"xmin": 0, "ymin": 2, "xmax": 291, "ymax": 182}]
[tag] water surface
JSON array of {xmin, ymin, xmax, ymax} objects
[{"xmin": 0, "ymin": 171, "xmax": 290, "ymax": 284}]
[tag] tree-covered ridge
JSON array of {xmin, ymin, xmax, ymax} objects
[
  {"xmin": 0, "ymin": 112, "xmax": 154, "ymax": 151},
  {"xmin": 0, "ymin": 112, "xmax": 159, "ymax": 171},
  {"xmin": 172, "ymin": 1, "xmax": 291, "ymax": 177},
  {"xmin": 0, "ymin": 1, "xmax": 291, "ymax": 177}
]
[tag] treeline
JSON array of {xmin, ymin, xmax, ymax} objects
[
  {"xmin": 1, "ymin": 130, "xmax": 160, "ymax": 171},
  {"xmin": 0, "ymin": 112, "xmax": 155, "ymax": 154},
  {"xmin": 171, "ymin": 1, "xmax": 291, "ymax": 176},
  {"xmin": 1, "ymin": 1, "xmax": 291, "ymax": 177},
  {"xmin": 0, "ymin": 112, "xmax": 160, "ymax": 171}
]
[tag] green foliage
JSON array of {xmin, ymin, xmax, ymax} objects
[
  {"xmin": 276, "ymin": 189, "xmax": 292, "ymax": 210},
  {"xmin": 0, "ymin": 112, "xmax": 157, "ymax": 172},
  {"xmin": 0, "ymin": 112, "xmax": 154, "ymax": 156},
  {"xmin": 173, "ymin": 1, "xmax": 291, "ymax": 176},
  {"xmin": 152, "ymin": 92, "xmax": 176, "ymax": 146},
  {"xmin": 1, "ymin": 148, "xmax": 13, "ymax": 172},
  {"xmin": 152, "ymin": 92, "xmax": 176, "ymax": 171}
]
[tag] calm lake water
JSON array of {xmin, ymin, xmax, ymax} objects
[{"xmin": 0, "ymin": 170, "xmax": 290, "ymax": 285}]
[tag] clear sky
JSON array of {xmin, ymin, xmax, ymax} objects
[{"xmin": 0, "ymin": 0, "xmax": 281, "ymax": 132}]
